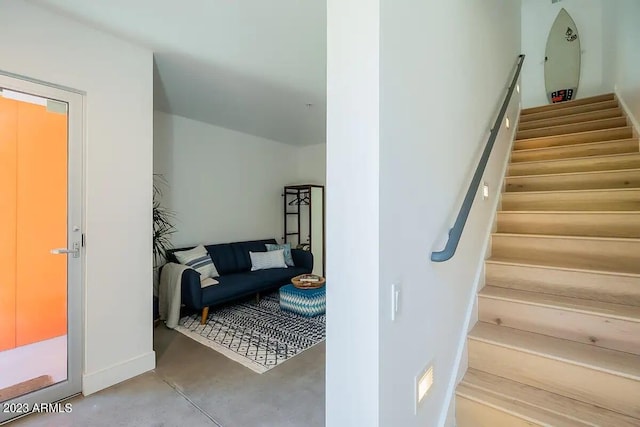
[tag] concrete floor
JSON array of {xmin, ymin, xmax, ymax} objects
[{"xmin": 10, "ymin": 326, "xmax": 325, "ymax": 427}]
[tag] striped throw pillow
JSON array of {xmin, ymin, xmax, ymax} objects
[
  {"xmin": 250, "ymin": 249, "xmax": 288, "ymax": 271},
  {"xmin": 174, "ymin": 245, "xmax": 219, "ymax": 278}
]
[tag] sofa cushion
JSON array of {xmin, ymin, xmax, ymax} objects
[
  {"xmin": 205, "ymin": 243, "xmax": 238, "ymax": 275},
  {"xmin": 200, "ymin": 267, "xmax": 309, "ymax": 307},
  {"xmin": 248, "ymin": 267, "xmax": 308, "ymax": 285},
  {"xmin": 201, "ymin": 273, "xmax": 263, "ymax": 305},
  {"xmin": 231, "ymin": 239, "xmax": 277, "ymax": 272}
]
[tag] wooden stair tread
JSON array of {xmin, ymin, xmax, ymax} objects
[
  {"xmin": 459, "ymin": 92, "xmax": 640, "ymax": 424},
  {"xmin": 522, "ymin": 94, "xmax": 615, "ymax": 115},
  {"xmin": 500, "ymin": 187, "xmax": 640, "ymax": 211},
  {"xmin": 486, "ymin": 255, "xmax": 640, "ymax": 277},
  {"xmin": 491, "ymin": 233, "xmax": 640, "ymax": 273},
  {"xmin": 457, "ymin": 383, "xmax": 586, "ymax": 426},
  {"xmin": 479, "ymin": 286, "xmax": 640, "ymax": 323},
  {"xmin": 469, "ymin": 322, "xmax": 640, "ymax": 380},
  {"xmin": 515, "ymin": 126, "xmax": 632, "ymax": 144},
  {"xmin": 460, "ymin": 369, "xmax": 640, "ymax": 427},
  {"xmin": 509, "ymin": 152, "xmax": 640, "ymax": 167},
  {"xmin": 518, "ymin": 107, "xmax": 624, "ymax": 131},
  {"xmin": 496, "ymin": 211, "xmax": 640, "ymax": 237},
  {"xmin": 516, "ymin": 117, "xmax": 628, "ymax": 140},
  {"xmin": 520, "ymin": 100, "xmax": 619, "ymax": 123},
  {"xmin": 499, "ymin": 210, "xmax": 640, "ymax": 215},
  {"xmin": 505, "ymin": 168, "xmax": 640, "ymax": 192},
  {"xmin": 512, "ymin": 138, "xmax": 638, "ymax": 155},
  {"xmin": 501, "ymin": 187, "xmax": 640, "ymax": 196},
  {"xmin": 492, "ymin": 232, "xmax": 640, "ymax": 242},
  {"xmin": 510, "ymin": 138, "xmax": 639, "ymax": 163},
  {"xmin": 506, "ymin": 166, "xmax": 640, "ymax": 179}
]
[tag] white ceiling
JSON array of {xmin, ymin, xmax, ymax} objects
[{"xmin": 30, "ymin": 0, "xmax": 327, "ymax": 145}]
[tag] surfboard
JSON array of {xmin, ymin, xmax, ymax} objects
[{"xmin": 544, "ymin": 8, "xmax": 581, "ymax": 103}]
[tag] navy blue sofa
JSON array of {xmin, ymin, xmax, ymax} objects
[{"xmin": 166, "ymin": 238, "xmax": 313, "ymax": 324}]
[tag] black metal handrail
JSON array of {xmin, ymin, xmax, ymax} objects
[{"xmin": 431, "ymin": 54, "xmax": 525, "ymax": 262}]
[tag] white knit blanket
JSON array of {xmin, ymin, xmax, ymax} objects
[{"xmin": 159, "ymin": 263, "xmax": 190, "ymax": 329}]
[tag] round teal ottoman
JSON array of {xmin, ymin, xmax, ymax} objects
[{"xmin": 279, "ymin": 284, "xmax": 326, "ymax": 317}]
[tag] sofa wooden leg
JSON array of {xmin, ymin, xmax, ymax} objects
[
  {"xmin": 256, "ymin": 292, "xmax": 260, "ymax": 304},
  {"xmin": 201, "ymin": 306, "xmax": 209, "ymax": 325}
]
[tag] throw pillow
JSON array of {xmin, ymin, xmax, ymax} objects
[
  {"xmin": 250, "ymin": 249, "xmax": 288, "ymax": 271},
  {"xmin": 265, "ymin": 243, "xmax": 295, "ymax": 267},
  {"xmin": 174, "ymin": 245, "xmax": 220, "ymax": 278}
]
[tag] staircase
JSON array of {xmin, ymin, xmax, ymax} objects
[{"xmin": 456, "ymin": 93, "xmax": 640, "ymax": 426}]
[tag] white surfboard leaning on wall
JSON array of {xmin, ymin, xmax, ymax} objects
[{"xmin": 544, "ymin": 8, "xmax": 581, "ymax": 103}]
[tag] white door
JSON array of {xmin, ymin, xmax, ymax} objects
[{"xmin": 0, "ymin": 74, "xmax": 83, "ymax": 423}]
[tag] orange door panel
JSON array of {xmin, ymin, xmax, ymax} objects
[
  {"xmin": 15, "ymin": 101, "xmax": 68, "ymax": 347},
  {"xmin": 0, "ymin": 97, "xmax": 18, "ymax": 351}
]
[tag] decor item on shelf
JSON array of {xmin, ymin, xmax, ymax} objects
[
  {"xmin": 282, "ymin": 184, "xmax": 325, "ymax": 276},
  {"xmin": 176, "ymin": 292, "xmax": 325, "ymax": 373}
]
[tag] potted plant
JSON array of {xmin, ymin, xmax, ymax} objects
[{"xmin": 153, "ymin": 174, "xmax": 176, "ymax": 319}]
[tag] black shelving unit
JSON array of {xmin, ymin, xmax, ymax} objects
[{"xmin": 282, "ymin": 184, "xmax": 325, "ymax": 276}]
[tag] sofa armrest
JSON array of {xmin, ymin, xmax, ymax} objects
[
  {"xmin": 180, "ymin": 268, "xmax": 203, "ymax": 309},
  {"xmin": 292, "ymin": 249, "xmax": 314, "ymax": 272}
]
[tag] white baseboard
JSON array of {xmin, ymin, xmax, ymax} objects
[
  {"xmin": 82, "ymin": 351, "xmax": 156, "ymax": 395},
  {"xmin": 614, "ymin": 85, "xmax": 640, "ymax": 137}
]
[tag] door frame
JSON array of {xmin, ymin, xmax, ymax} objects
[{"xmin": 0, "ymin": 72, "xmax": 84, "ymax": 422}]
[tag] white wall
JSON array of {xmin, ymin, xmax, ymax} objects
[
  {"xmin": 521, "ymin": 0, "xmax": 604, "ymax": 108},
  {"xmin": 0, "ymin": 1, "xmax": 154, "ymax": 394},
  {"xmin": 379, "ymin": 2, "xmax": 521, "ymax": 425},
  {"xmin": 326, "ymin": 0, "xmax": 380, "ymax": 424},
  {"xmin": 327, "ymin": 0, "xmax": 521, "ymax": 425},
  {"xmin": 294, "ymin": 143, "xmax": 326, "ymax": 185},
  {"xmin": 602, "ymin": 0, "xmax": 640, "ymax": 130},
  {"xmin": 154, "ymin": 111, "xmax": 301, "ymax": 247}
]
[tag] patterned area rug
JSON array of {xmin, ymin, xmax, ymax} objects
[{"xmin": 175, "ymin": 292, "xmax": 325, "ymax": 373}]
